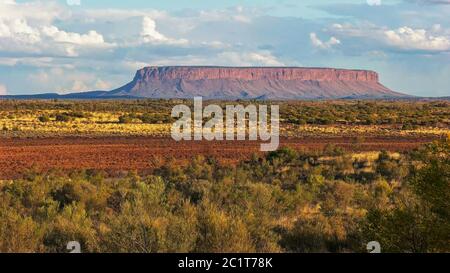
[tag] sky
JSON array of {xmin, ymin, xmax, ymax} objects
[{"xmin": 0, "ymin": 0, "xmax": 449, "ymax": 96}]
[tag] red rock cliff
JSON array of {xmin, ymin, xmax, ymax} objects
[
  {"xmin": 134, "ymin": 66, "xmax": 379, "ymax": 82},
  {"xmin": 110, "ymin": 66, "xmax": 405, "ymax": 99}
]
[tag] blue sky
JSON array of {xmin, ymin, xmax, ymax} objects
[{"xmin": 1, "ymin": 0, "xmax": 449, "ymax": 96}]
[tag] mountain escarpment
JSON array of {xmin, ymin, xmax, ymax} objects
[{"xmin": 109, "ymin": 66, "xmax": 405, "ymax": 99}]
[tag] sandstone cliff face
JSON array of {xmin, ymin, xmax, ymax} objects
[
  {"xmin": 110, "ymin": 66, "xmax": 405, "ymax": 99},
  {"xmin": 134, "ymin": 66, "xmax": 380, "ymax": 81}
]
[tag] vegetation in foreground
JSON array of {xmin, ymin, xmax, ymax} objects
[
  {"xmin": 1, "ymin": 100, "xmax": 449, "ymax": 138},
  {"xmin": 0, "ymin": 140, "xmax": 448, "ymax": 253}
]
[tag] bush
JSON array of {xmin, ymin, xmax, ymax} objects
[
  {"xmin": 0, "ymin": 141, "xmax": 448, "ymax": 253},
  {"xmin": 68, "ymin": 111, "xmax": 87, "ymax": 118},
  {"xmin": 363, "ymin": 140, "xmax": 450, "ymax": 253},
  {"xmin": 139, "ymin": 113, "xmax": 158, "ymax": 124},
  {"xmin": 55, "ymin": 114, "xmax": 72, "ymax": 122},
  {"xmin": 43, "ymin": 204, "xmax": 99, "ymax": 253},
  {"xmin": 38, "ymin": 115, "xmax": 50, "ymax": 122},
  {"xmin": 139, "ymin": 113, "xmax": 172, "ymax": 124},
  {"xmin": 0, "ymin": 207, "xmax": 42, "ymax": 253},
  {"xmin": 118, "ymin": 115, "xmax": 134, "ymax": 124}
]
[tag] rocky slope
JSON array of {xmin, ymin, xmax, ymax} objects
[{"xmin": 108, "ymin": 66, "xmax": 406, "ymax": 99}]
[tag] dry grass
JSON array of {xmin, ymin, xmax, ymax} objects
[{"xmin": 2, "ymin": 109, "xmax": 449, "ymax": 138}]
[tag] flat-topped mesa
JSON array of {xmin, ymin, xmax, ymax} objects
[
  {"xmin": 134, "ymin": 66, "xmax": 380, "ymax": 82},
  {"xmin": 109, "ymin": 66, "xmax": 406, "ymax": 99}
]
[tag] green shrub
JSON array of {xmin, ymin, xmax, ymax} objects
[
  {"xmin": 55, "ymin": 114, "xmax": 72, "ymax": 122},
  {"xmin": 0, "ymin": 140, "xmax": 448, "ymax": 253},
  {"xmin": 118, "ymin": 115, "xmax": 134, "ymax": 124},
  {"xmin": 38, "ymin": 115, "xmax": 50, "ymax": 122}
]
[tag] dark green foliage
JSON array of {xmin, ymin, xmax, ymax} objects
[
  {"xmin": 281, "ymin": 101, "xmax": 449, "ymax": 127},
  {"xmin": 38, "ymin": 115, "xmax": 50, "ymax": 122},
  {"xmin": 55, "ymin": 114, "xmax": 72, "ymax": 122},
  {"xmin": 0, "ymin": 99, "xmax": 448, "ymax": 127},
  {"xmin": 66, "ymin": 111, "xmax": 88, "ymax": 118},
  {"xmin": 363, "ymin": 140, "xmax": 450, "ymax": 253},
  {"xmin": 118, "ymin": 115, "xmax": 135, "ymax": 124},
  {"xmin": 0, "ymin": 141, "xmax": 448, "ymax": 253},
  {"xmin": 139, "ymin": 113, "xmax": 173, "ymax": 124}
]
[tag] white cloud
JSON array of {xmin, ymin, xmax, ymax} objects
[
  {"xmin": 0, "ymin": 84, "xmax": 7, "ymax": 95},
  {"xmin": 95, "ymin": 79, "xmax": 112, "ymax": 90},
  {"xmin": 310, "ymin": 33, "xmax": 341, "ymax": 49},
  {"xmin": 0, "ymin": 57, "xmax": 77, "ymax": 69},
  {"xmin": 215, "ymin": 51, "xmax": 285, "ymax": 66},
  {"xmin": 28, "ymin": 68, "xmax": 114, "ymax": 93},
  {"xmin": 141, "ymin": 17, "xmax": 169, "ymax": 43},
  {"xmin": 331, "ymin": 23, "xmax": 450, "ymax": 53},
  {"xmin": 141, "ymin": 16, "xmax": 188, "ymax": 45},
  {"xmin": 0, "ymin": 0, "xmax": 112, "ymax": 57},
  {"xmin": 0, "ymin": 18, "xmax": 41, "ymax": 50},
  {"xmin": 129, "ymin": 50, "xmax": 285, "ymax": 67},
  {"xmin": 42, "ymin": 26, "xmax": 106, "ymax": 46},
  {"xmin": 0, "ymin": 0, "xmax": 68, "ymax": 24},
  {"xmin": 71, "ymin": 80, "xmax": 88, "ymax": 92},
  {"xmin": 384, "ymin": 27, "xmax": 450, "ymax": 51}
]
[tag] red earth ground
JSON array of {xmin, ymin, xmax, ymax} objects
[{"xmin": 0, "ymin": 136, "xmax": 438, "ymax": 179}]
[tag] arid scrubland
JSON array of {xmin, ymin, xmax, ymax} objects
[{"xmin": 0, "ymin": 99, "xmax": 448, "ymax": 253}]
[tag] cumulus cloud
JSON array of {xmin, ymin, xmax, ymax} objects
[
  {"xmin": 126, "ymin": 50, "xmax": 285, "ymax": 67},
  {"xmin": 0, "ymin": 0, "xmax": 67, "ymax": 23},
  {"xmin": 0, "ymin": 1, "xmax": 270, "ymax": 76},
  {"xmin": 384, "ymin": 27, "xmax": 450, "ymax": 51},
  {"xmin": 0, "ymin": 0, "xmax": 112, "ymax": 57},
  {"xmin": 310, "ymin": 33, "xmax": 341, "ymax": 49},
  {"xmin": 140, "ymin": 17, "xmax": 188, "ymax": 45},
  {"xmin": 42, "ymin": 26, "xmax": 105, "ymax": 46},
  {"xmin": 217, "ymin": 51, "xmax": 285, "ymax": 66},
  {"xmin": 0, "ymin": 18, "xmax": 42, "ymax": 56},
  {"xmin": 141, "ymin": 17, "xmax": 170, "ymax": 43},
  {"xmin": 28, "ymin": 68, "xmax": 113, "ymax": 93},
  {"xmin": 0, "ymin": 83, "xmax": 7, "ymax": 95},
  {"xmin": 331, "ymin": 23, "xmax": 450, "ymax": 53}
]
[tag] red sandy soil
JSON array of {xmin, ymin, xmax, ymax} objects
[{"xmin": 0, "ymin": 136, "xmax": 437, "ymax": 179}]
